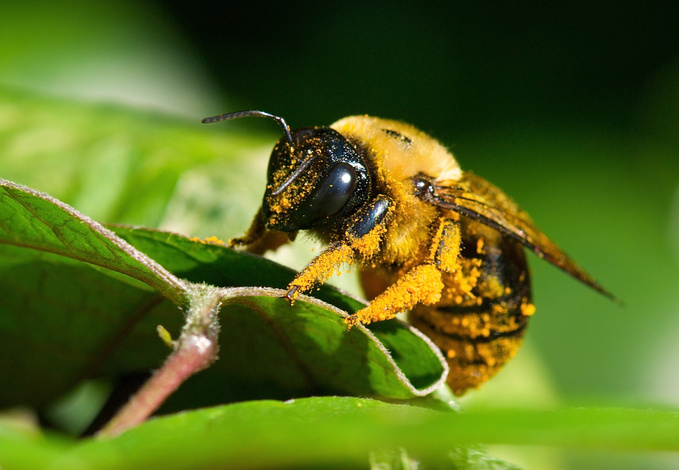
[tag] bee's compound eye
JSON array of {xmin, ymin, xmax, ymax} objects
[{"xmin": 302, "ymin": 162, "xmax": 357, "ymax": 220}]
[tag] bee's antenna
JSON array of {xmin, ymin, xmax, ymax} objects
[{"xmin": 201, "ymin": 110, "xmax": 294, "ymax": 148}]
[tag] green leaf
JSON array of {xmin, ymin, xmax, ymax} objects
[
  {"xmin": 0, "ymin": 179, "xmax": 446, "ymax": 410},
  {"xmin": 0, "ymin": 179, "xmax": 187, "ymax": 406},
  {"xmin": 111, "ymin": 226, "xmax": 448, "ymax": 397},
  {"xmin": 0, "ymin": 179, "xmax": 187, "ymax": 303},
  {"xmin": 3, "ymin": 397, "xmax": 679, "ymax": 469}
]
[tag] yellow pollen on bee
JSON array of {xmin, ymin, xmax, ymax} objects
[
  {"xmin": 521, "ymin": 302, "xmax": 536, "ymax": 316},
  {"xmin": 350, "ymin": 263, "xmax": 443, "ymax": 324},
  {"xmin": 350, "ymin": 224, "xmax": 386, "ymax": 258},
  {"xmin": 464, "ymin": 344, "xmax": 475, "ymax": 357},
  {"xmin": 484, "ymin": 355, "xmax": 497, "ymax": 367},
  {"xmin": 491, "ymin": 303, "xmax": 507, "ymax": 315},
  {"xmin": 287, "ymin": 244, "xmax": 355, "ymax": 298}
]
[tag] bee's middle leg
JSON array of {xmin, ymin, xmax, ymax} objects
[
  {"xmin": 346, "ymin": 218, "xmax": 461, "ymax": 327},
  {"xmin": 346, "ymin": 263, "xmax": 445, "ymax": 326}
]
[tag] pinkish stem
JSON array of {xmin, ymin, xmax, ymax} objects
[{"xmin": 97, "ymin": 333, "xmax": 218, "ymax": 437}]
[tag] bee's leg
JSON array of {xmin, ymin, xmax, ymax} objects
[
  {"xmin": 285, "ymin": 195, "xmax": 391, "ymax": 303},
  {"xmin": 228, "ymin": 207, "xmax": 266, "ymax": 247},
  {"xmin": 346, "ymin": 218, "xmax": 461, "ymax": 327},
  {"xmin": 229, "ymin": 207, "xmax": 294, "ymax": 255},
  {"xmin": 284, "ymin": 241, "xmax": 356, "ymax": 303},
  {"xmin": 430, "ymin": 218, "xmax": 462, "ymax": 273}
]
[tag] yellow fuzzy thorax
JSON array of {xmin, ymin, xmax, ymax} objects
[
  {"xmin": 330, "ymin": 116, "xmax": 461, "ymax": 264},
  {"xmin": 331, "ymin": 116, "xmax": 462, "ymax": 183}
]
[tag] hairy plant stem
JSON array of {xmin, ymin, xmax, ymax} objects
[{"xmin": 97, "ymin": 286, "xmax": 223, "ymax": 437}]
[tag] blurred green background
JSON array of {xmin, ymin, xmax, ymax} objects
[{"xmin": 1, "ymin": 0, "xmax": 678, "ymax": 467}]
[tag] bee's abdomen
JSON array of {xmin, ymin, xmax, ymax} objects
[{"xmin": 409, "ymin": 221, "xmax": 534, "ymax": 395}]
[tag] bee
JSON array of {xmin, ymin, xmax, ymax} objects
[{"xmin": 202, "ymin": 110, "xmax": 614, "ymax": 395}]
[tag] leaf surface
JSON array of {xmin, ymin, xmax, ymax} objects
[{"xmin": 0, "ymin": 180, "xmax": 447, "ymax": 408}]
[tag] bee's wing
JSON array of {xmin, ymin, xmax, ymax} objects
[{"xmin": 426, "ymin": 172, "xmax": 616, "ymax": 301}]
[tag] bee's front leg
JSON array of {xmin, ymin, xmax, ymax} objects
[
  {"xmin": 284, "ymin": 242, "xmax": 356, "ymax": 304},
  {"xmin": 346, "ymin": 218, "xmax": 461, "ymax": 327},
  {"xmin": 285, "ymin": 195, "xmax": 392, "ymax": 303},
  {"xmin": 229, "ymin": 207, "xmax": 294, "ymax": 255}
]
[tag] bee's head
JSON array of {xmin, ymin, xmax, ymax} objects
[{"xmin": 203, "ymin": 110, "xmax": 372, "ymax": 232}]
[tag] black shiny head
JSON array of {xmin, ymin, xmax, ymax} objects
[
  {"xmin": 262, "ymin": 127, "xmax": 372, "ymax": 231},
  {"xmin": 202, "ymin": 110, "xmax": 372, "ymax": 232}
]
